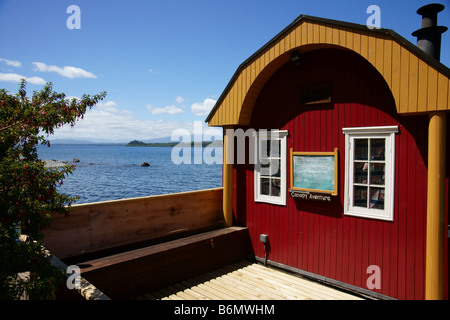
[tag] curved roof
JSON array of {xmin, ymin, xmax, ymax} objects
[{"xmin": 206, "ymin": 15, "xmax": 450, "ymax": 127}]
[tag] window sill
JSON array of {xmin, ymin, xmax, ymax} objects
[
  {"xmin": 344, "ymin": 209, "xmax": 393, "ymax": 221},
  {"xmin": 254, "ymin": 197, "xmax": 287, "ymax": 206}
]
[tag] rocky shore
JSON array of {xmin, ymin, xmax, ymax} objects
[
  {"xmin": 43, "ymin": 159, "xmax": 71, "ymax": 168},
  {"xmin": 42, "ymin": 159, "xmax": 151, "ymax": 168}
]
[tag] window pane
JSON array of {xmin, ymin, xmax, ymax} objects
[
  {"xmin": 271, "ymin": 178, "xmax": 281, "ymax": 197},
  {"xmin": 354, "ymin": 162, "xmax": 368, "ymax": 184},
  {"xmin": 353, "ymin": 186, "xmax": 368, "ymax": 208},
  {"xmin": 261, "ymin": 162, "xmax": 271, "ymax": 176},
  {"xmin": 270, "ymin": 140, "xmax": 280, "ymax": 158},
  {"xmin": 261, "ymin": 178, "xmax": 270, "ymax": 195},
  {"xmin": 370, "ymin": 138, "xmax": 385, "ymax": 160},
  {"xmin": 355, "ymin": 139, "xmax": 368, "ymax": 160},
  {"xmin": 370, "ymin": 163, "xmax": 385, "ymax": 186},
  {"xmin": 369, "ymin": 187, "xmax": 385, "ymax": 210},
  {"xmin": 264, "ymin": 139, "xmax": 271, "ymax": 158},
  {"xmin": 270, "ymin": 159, "xmax": 281, "ymax": 177},
  {"xmin": 259, "ymin": 138, "xmax": 270, "ymax": 159}
]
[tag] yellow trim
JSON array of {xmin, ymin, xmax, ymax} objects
[
  {"xmin": 289, "ymin": 148, "xmax": 339, "ymax": 196},
  {"xmin": 208, "ymin": 20, "xmax": 450, "ymax": 127},
  {"xmin": 425, "ymin": 112, "xmax": 446, "ymax": 300}
]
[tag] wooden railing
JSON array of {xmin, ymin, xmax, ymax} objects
[{"xmin": 42, "ymin": 188, "xmax": 224, "ymax": 259}]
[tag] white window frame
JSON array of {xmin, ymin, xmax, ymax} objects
[
  {"xmin": 343, "ymin": 126, "xmax": 398, "ymax": 221},
  {"xmin": 254, "ymin": 130, "xmax": 288, "ymax": 206}
]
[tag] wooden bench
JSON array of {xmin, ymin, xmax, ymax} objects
[{"xmin": 72, "ymin": 226, "xmax": 249, "ymax": 299}]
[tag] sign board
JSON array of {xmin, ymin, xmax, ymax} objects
[{"xmin": 290, "ymin": 148, "xmax": 338, "ymax": 196}]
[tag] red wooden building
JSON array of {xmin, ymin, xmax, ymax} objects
[{"xmin": 206, "ymin": 5, "xmax": 449, "ymax": 300}]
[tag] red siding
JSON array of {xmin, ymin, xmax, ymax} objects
[{"xmin": 231, "ymin": 48, "xmax": 447, "ymax": 299}]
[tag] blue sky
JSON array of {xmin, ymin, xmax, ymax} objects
[{"xmin": 1, "ymin": 0, "xmax": 449, "ymax": 143}]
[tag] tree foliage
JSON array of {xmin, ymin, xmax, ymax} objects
[{"xmin": 0, "ymin": 80, "xmax": 106, "ymax": 299}]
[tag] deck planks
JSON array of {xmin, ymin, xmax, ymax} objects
[{"xmin": 136, "ymin": 261, "xmax": 365, "ymax": 300}]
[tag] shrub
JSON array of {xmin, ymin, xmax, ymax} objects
[{"xmin": 0, "ymin": 80, "xmax": 106, "ymax": 299}]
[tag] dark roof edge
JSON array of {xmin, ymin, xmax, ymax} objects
[{"xmin": 206, "ymin": 14, "xmax": 450, "ymax": 123}]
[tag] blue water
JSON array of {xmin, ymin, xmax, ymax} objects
[{"xmin": 37, "ymin": 144, "xmax": 223, "ymax": 204}]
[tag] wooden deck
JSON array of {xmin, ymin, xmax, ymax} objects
[{"xmin": 135, "ymin": 260, "xmax": 366, "ymax": 300}]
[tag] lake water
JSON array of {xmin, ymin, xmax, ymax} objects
[{"xmin": 37, "ymin": 144, "xmax": 223, "ymax": 204}]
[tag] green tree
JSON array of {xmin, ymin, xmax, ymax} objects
[{"xmin": 0, "ymin": 80, "xmax": 106, "ymax": 299}]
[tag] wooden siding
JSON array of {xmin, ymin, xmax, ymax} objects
[
  {"xmin": 42, "ymin": 188, "xmax": 224, "ymax": 259},
  {"xmin": 232, "ymin": 49, "xmax": 441, "ymax": 300},
  {"xmin": 208, "ymin": 18, "xmax": 450, "ymax": 127}
]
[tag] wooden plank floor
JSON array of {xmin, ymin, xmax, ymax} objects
[{"xmin": 135, "ymin": 260, "xmax": 365, "ymax": 300}]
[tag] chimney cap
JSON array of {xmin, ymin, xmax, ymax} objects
[
  {"xmin": 417, "ymin": 3, "xmax": 445, "ymax": 16},
  {"xmin": 412, "ymin": 25, "xmax": 448, "ymax": 37}
]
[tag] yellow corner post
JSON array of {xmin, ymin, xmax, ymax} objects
[
  {"xmin": 425, "ymin": 111, "xmax": 447, "ymax": 300},
  {"xmin": 223, "ymin": 126, "xmax": 233, "ymax": 227}
]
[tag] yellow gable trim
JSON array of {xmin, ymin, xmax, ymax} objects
[{"xmin": 207, "ymin": 18, "xmax": 450, "ymax": 127}]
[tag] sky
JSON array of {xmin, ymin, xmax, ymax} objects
[{"xmin": 0, "ymin": 0, "xmax": 449, "ymax": 143}]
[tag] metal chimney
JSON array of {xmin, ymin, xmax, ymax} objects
[{"xmin": 412, "ymin": 3, "xmax": 447, "ymax": 61}]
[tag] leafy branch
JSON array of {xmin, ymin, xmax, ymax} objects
[{"xmin": 0, "ymin": 79, "xmax": 106, "ymax": 299}]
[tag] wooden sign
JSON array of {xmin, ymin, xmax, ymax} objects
[{"xmin": 290, "ymin": 148, "xmax": 338, "ymax": 196}]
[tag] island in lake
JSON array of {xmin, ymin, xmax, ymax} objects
[{"xmin": 126, "ymin": 140, "xmax": 222, "ymax": 147}]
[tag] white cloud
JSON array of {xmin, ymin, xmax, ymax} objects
[
  {"xmin": 0, "ymin": 58, "xmax": 21, "ymax": 67},
  {"xmin": 96, "ymin": 101, "xmax": 120, "ymax": 113},
  {"xmin": 191, "ymin": 98, "xmax": 216, "ymax": 116},
  {"xmin": 32, "ymin": 62, "xmax": 97, "ymax": 79},
  {"xmin": 65, "ymin": 95, "xmax": 80, "ymax": 101},
  {"xmin": 175, "ymin": 96, "xmax": 184, "ymax": 104},
  {"xmin": 49, "ymin": 106, "xmax": 194, "ymax": 143},
  {"xmin": 0, "ymin": 72, "xmax": 46, "ymax": 85},
  {"xmin": 150, "ymin": 105, "xmax": 184, "ymax": 115},
  {"xmin": 47, "ymin": 100, "xmax": 224, "ymax": 143}
]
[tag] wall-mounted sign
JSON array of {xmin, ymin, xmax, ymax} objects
[
  {"xmin": 290, "ymin": 148, "xmax": 338, "ymax": 197},
  {"xmin": 289, "ymin": 189, "xmax": 332, "ymax": 202}
]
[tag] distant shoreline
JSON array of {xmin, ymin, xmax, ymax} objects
[
  {"xmin": 45, "ymin": 141, "xmax": 223, "ymax": 147},
  {"xmin": 126, "ymin": 141, "xmax": 223, "ymax": 147}
]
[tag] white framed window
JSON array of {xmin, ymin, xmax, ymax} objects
[
  {"xmin": 343, "ymin": 126, "xmax": 398, "ymax": 221},
  {"xmin": 254, "ymin": 130, "xmax": 288, "ymax": 206}
]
